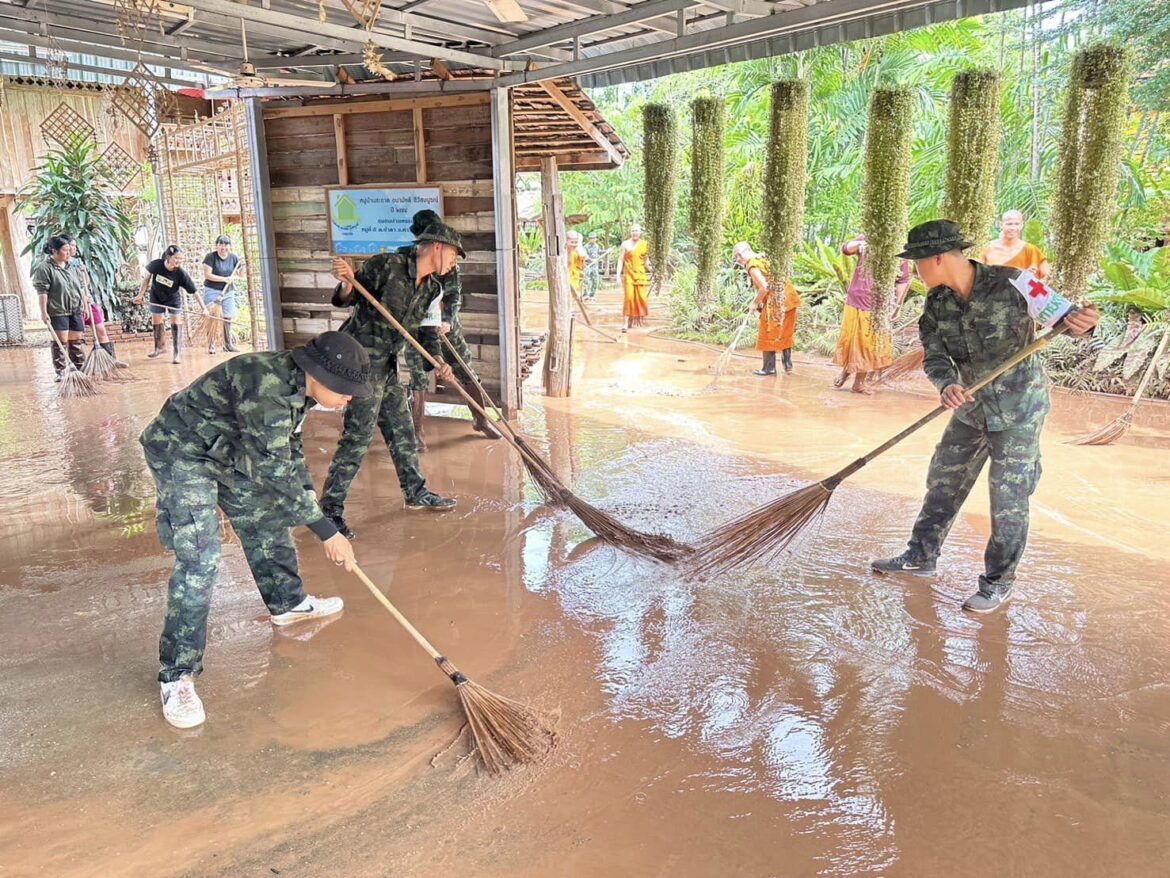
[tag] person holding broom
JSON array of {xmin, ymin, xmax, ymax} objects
[
  {"xmin": 59, "ymin": 234, "xmax": 125, "ymax": 367},
  {"xmin": 33, "ymin": 235, "xmax": 88, "ymax": 380},
  {"xmin": 833, "ymin": 234, "xmax": 911, "ymax": 394},
  {"xmin": 871, "ymin": 220, "xmax": 1099, "ymax": 613},
  {"xmin": 140, "ymin": 330, "xmax": 368, "ymax": 728},
  {"xmin": 734, "ymin": 241, "xmax": 801, "ymax": 376},
  {"xmin": 201, "ymin": 235, "xmax": 243, "ymax": 355},
  {"xmin": 321, "ymin": 220, "xmax": 461, "ymax": 540},
  {"xmin": 133, "ymin": 244, "xmax": 204, "ymax": 364},
  {"xmin": 401, "ymin": 211, "xmax": 499, "ymax": 450}
]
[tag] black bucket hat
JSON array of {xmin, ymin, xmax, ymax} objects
[
  {"xmin": 415, "ymin": 221, "xmax": 466, "ymax": 258},
  {"xmin": 898, "ymin": 219, "xmax": 974, "ymax": 260},
  {"xmin": 292, "ymin": 331, "xmax": 373, "ymax": 398},
  {"xmin": 410, "ymin": 209, "xmax": 441, "ymax": 237}
]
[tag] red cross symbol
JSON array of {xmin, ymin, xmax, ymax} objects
[{"xmin": 1027, "ymin": 279, "xmax": 1048, "ymax": 299}]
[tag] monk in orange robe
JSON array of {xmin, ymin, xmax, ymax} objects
[
  {"xmin": 980, "ymin": 210, "xmax": 1050, "ymax": 278},
  {"xmin": 566, "ymin": 230, "xmax": 587, "ymax": 295},
  {"xmin": 620, "ymin": 223, "xmax": 650, "ymax": 332},
  {"xmin": 734, "ymin": 242, "xmax": 801, "ymax": 376}
]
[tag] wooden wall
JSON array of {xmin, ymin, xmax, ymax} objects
[{"xmin": 262, "ymin": 93, "xmax": 502, "ymax": 400}]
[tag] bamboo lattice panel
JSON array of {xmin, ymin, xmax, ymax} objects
[
  {"xmin": 111, "ymin": 66, "xmax": 175, "ymax": 139},
  {"xmin": 40, "ymin": 103, "xmax": 96, "ymax": 148},
  {"xmin": 98, "ymin": 142, "xmax": 140, "ymax": 190}
]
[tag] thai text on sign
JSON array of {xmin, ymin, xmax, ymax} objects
[{"xmin": 326, "ymin": 186, "xmax": 443, "ymax": 256}]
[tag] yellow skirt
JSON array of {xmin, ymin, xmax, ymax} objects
[{"xmin": 833, "ymin": 305, "xmax": 893, "ymax": 373}]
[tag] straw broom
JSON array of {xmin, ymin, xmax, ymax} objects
[
  {"xmin": 876, "ymin": 345, "xmax": 925, "ymax": 384},
  {"xmin": 347, "ymin": 276, "xmax": 692, "ymax": 564},
  {"xmin": 48, "ymin": 332, "xmax": 101, "ymax": 399},
  {"xmin": 1070, "ymin": 327, "xmax": 1170, "ymax": 446},
  {"xmin": 81, "ymin": 321, "xmax": 118, "ymax": 380},
  {"xmin": 571, "ymin": 287, "xmax": 618, "ymax": 342},
  {"xmin": 690, "ymin": 323, "xmax": 1073, "ymax": 578},
  {"xmin": 350, "ymin": 562, "xmax": 556, "ymax": 774},
  {"xmin": 709, "ymin": 309, "xmax": 753, "ymax": 383}
]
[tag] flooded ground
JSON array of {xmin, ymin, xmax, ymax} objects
[{"xmin": 1, "ymin": 289, "xmax": 1168, "ymax": 877}]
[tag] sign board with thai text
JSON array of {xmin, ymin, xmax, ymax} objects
[{"xmin": 325, "ymin": 185, "xmax": 443, "ymax": 257}]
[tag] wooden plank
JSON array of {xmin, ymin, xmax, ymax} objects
[
  {"xmin": 344, "ymin": 111, "xmax": 415, "ymax": 134},
  {"xmin": 334, "ymin": 114, "xmax": 349, "ymax": 185},
  {"xmin": 264, "ymin": 115, "xmax": 336, "ymax": 137},
  {"xmin": 343, "ymin": 128, "xmax": 415, "ymax": 148},
  {"xmin": 263, "ymin": 92, "xmax": 490, "ymax": 120},
  {"xmin": 272, "ymin": 201, "xmax": 327, "ymax": 219},
  {"xmin": 426, "ymin": 143, "xmax": 494, "ymax": 164},
  {"xmin": 413, "ymin": 106, "xmax": 427, "ymax": 184},
  {"xmin": 347, "ymin": 164, "xmax": 419, "ymax": 185},
  {"xmin": 424, "ymin": 104, "xmax": 492, "ymax": 128},
  {"xmin": 424, "ymin": 125, "xmax": 493, "ymax": 147}
]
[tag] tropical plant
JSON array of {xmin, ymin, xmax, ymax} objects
[
  {"xmin": 943, "ymin": 68, "xmax": 1001, "ymax": 244},
  {"xmin": 643, "ymin": 103, "xmax": 680, "ymax": 295},
  {"xmin": 861, "ymin": 86, "xmax": 914, "ymax": 329},
  {"xmin": 1051, "ymin": 43, "xmax": 1133, "ymax": 300},
  {"xmin": 18, "ymin": 135, "xmax": 136, "ymax": 316},
  {"xmin": 1086, "ymin": 243, "xmax": 1170, "ymax": 380},
  {"xmin": 689, "ymin": 96, "xmax": 726, "ymax": 315},
  {"xmin": 762, "ymin": 79, "xmax": 809, "ymax": 309}
]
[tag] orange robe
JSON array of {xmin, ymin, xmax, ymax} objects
[
  {"xmin": 568, "ymin": 246, "xmax": 586, "ymax": 293},
  {"xmin": 747, "ymin": 257, "xmax": 800, "ymax": 352},
  {"xmin": 981, "ymin": 241, "xmax": 1048, "ymax": 277},
  {"xmin": 621, "ymin": 239, "xmax": 650, "ymax": 319}
]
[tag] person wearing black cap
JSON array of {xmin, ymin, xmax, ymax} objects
[
  {"xmin": 323, "ymin": 220, "xmax": 462, "ymax": 538},
  {"xmin": 399, "ymin": 209, "xmax": 500, "ymax": 448},
  {"xmin": 139, "ymin": 331, "xmax": 369, "ymax": 728},
  {"xmin": 871, "ymin": 219, "xmax": 1099, "ymax": 613}
]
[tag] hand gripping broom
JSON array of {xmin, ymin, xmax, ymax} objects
[
  {"xmin": 1070, "ymin": 327, "xmax": 1170, "ymax": 446},
  {"xmin": 347, "ymin": 277, "xmax": 692, "ymax": 564},
  {"xmin": 350, "ymin": 562, "xmax": 556, "ymax": 774},
  {"xmin": 690, "ymin": 322, "xmax": 1074, "ymax": 578}
]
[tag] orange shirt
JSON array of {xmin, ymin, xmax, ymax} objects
[
  {"xmin": 745, "ymin": 256, "xmax": 800, "ymax": 311},
  {"xmin": 981, "ymin": 240, "xmax": 1048, "ymax": 277}
]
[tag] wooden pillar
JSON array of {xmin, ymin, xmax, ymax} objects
[{"xmin": 540, "ymin": 155, "xmax": 572, "ymax": 397}]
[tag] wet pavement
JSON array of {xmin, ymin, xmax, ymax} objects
[{"xmin": 1, "ymin": 294, "xmax": 1168, "ymax": 876}]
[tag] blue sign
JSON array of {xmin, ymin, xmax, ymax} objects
[{"xmin": 326, "ymin": 186, "xmax": 443, "ymax": 256}]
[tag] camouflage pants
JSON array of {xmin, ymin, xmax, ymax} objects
[
  {"xmin": 405, "ymin": 315, "xmax": 476, "ymax": 392},
  {"xmin": 320, "ymin": 361, "xmax": 424, "ymax": 516},
  {"xmin": 146, "ymin": 451, "xmax": 306, "ymax": 683},
  {"xmin": 583, "ymin": 266, "xmax": 600, "ymax": 298},
  {"xmin": 906, "ymin": 416, "xmax": 1044, "ymax": 592}
]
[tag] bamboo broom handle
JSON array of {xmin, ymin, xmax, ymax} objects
[
  {"xmin": 825, "ymin": 322, "xmax": 1072, "ymax": 486},
  {"xmin": 439, "ymin": 333, "xmax": 512, "ymax": 430},
  {"xmin": 1128, "ymin": 327, "xmax": 1170, "ymax": 406},
  {"xmin": 350, "ymin": 563, "xmax": 444, "ymax": 663}
]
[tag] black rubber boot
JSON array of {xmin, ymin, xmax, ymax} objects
[
  {"xmin": 101, "ymin": 341, "xmax": 128, "ymax": 368},
  {"xmin": 754, "ymin": 351, "xmax": 777, "ymax": 376},
  {"xmin": 148, "ymin": 324, "xmax": 165, "ymax": 358},
  {"xmin": 50, "ymin": 338, "xmax": 66, "ymax": 377},
  {"xmin": 67, "ymin": 339, "xmax": 85, "ymax": 370},
  {"xmin": 223, "ymin": 321, "xmax": 238, "ymax": 352},
  {"xmin": 171, "ymin": 325, "xmax": 181, "ymax": 364},
  {"xmin": 781, "ymin": 348, "xmax": 793, "ymax": 373}
]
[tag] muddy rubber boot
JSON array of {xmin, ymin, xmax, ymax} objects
[
  {"xmin": 50, "ymin": 339, "xmax": 66, "ymax": 377},
  {"xmin": 171, "ymin": 325, "xmax": 181, "ymax": 364},
  {"xmin": 754, "ymin": 351, "xmax": 777, "ymax": 376},
  {"xmin": 410, "ymin": 389, "xmax": 427, "ymax": 452},
  {"xmin": 148, "ymin": 324, "xmax": 165, "ymax": 358},
  {"xmin": 781, "ymin": 348, "xmax": 793, "ymax": 373},
  {"xmin": 101, "ymin": 342, "xmax": 128, "ymax": 368},
  {"xmin": 223, "ymin": 322, "xmax": 238, "ymax": 352},
  {"xmin": 67, "ymin": 339, "xmax": 85, "ymax": 370}
]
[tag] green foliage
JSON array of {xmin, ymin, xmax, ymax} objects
[
  {"xmin": 943, "ymin": 68, "xmax": 1001, "ymax": 244},
  {"xmin": 688, "ymin": 97, "xmax": 726, "ymax": 314},
  {"xmin": 18, "ymin": 136, "xmax": 135, "ymax": 316},
  {"xmin": 861, "ymin": 86, "xmax": 914, "ymax": 328},
  {"xmin": 1089, "ymin": 243, "xmax": 1170, "ymax": 313},
  {"xmin": 762, "ymin": 79, "xmax": 809, "ymax": 306},
  {"xmin": 1052, "ymin": 44, "xmax": 1133, "ymax": 300},
  {"xmin": 668, "ymin": 261, "xmax": 753, "ymax": 343},
  {"xmin": 642, "ymin": 103, "xmax": 680, "ymax": 295}
]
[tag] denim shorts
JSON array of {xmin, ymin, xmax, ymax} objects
[
  {"xmin": 201, "ymin": 286, "xmax": 237, "ymax": 318},
  {"xmin": 148, "ymin": 302, "xmax": 178, "ymax": 316},
  {"xmin": 49, "ymin": 312, "xmax": 84, "ymax": 332}
]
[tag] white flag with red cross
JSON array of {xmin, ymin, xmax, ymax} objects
[{"xmin": 1009, "ymin": 270, "xmax": 1075, "ymax": 328}]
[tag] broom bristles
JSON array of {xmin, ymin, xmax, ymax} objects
[
  {"xmin": 876, "ymin": 346, "xmax": 925, "ymax": 385},
  {"xmin": 689, "ymin": 481, "xmax": 835, "ymax": 579},
  {"xmin": 1069, "ymin": 409, "xmax": 1134, "ymax": 446},
  {"xmin": 59, "ymin": 368, "xmax": 101, "ymax": 398},
  {"xmin": 437, "ymin": 658, "xmax": 557, "ymax": 775},
  {"xmin": 82, "ymin": 344, "xmax": 121, "ymax": 380}
]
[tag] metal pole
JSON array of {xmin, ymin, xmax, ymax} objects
[
  {"xmin": 490, "ymin": 86, "xmax": 520, "ymax": 415},
  {"xmin": 243, "ymin": 96, "xmax": 283, "ymax": 351}
]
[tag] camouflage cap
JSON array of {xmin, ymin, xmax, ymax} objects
[
  {"xmin": 415, "ymin": 221, "xmax": 466, "ymax": 258},
  {"xmin": 898, "ymin": 219, "xmax": 973, "ymax": 259},
  {"xmin": 292, "ymin": 330, "xmax": 373, "ymax": 398},
  {"xmin": 410, "ymin": 209, "xmax": 441, "ymax": 237}
]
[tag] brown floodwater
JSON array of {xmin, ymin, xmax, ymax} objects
[{"xmin": 1, "ymin": 290, "xmax": 1168, "ymax": 877}]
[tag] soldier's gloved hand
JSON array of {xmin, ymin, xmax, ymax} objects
[
  {"xmin": 323, "ymin": 532, "xmax": 356, "ymax": 572},
  {"xmin": 434, "ymin": 362, "xmax": 455, "ymax": 384},
  {"xmin": 940, "ymin": 383, "xmax": 972, "ymax": 410}
]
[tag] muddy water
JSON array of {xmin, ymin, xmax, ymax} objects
[{"xmin": 1, "ymin": 298, "xmax": 1169, "ymax": 878}]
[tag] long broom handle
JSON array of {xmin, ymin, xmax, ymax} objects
[
  {"xmin": 1129, "ymin": 327, "xmax": 1170, "ymax": 406},
  {"xmin": 825, "ymin": 322, "xmax": 1072, "ymax": 486},
  {"xmin": 139, "ymin": 301, "xmax": 232, "ymax": 322},
  {"xmin": 350, "ymin": 563, "xmax": 443, "ymax": 663}
]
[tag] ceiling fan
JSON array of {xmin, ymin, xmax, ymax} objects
[
  {"xmin": 483, "ymin": 0, "xmax": 528, "ymax": 23},
  {"xmin": 197, "ymin": 20, "xmax": 337, "ymax": 94}
]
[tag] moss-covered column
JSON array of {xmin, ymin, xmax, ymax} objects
[
  {"xmin": 943, "ymin": 68, "xmax": 1001, "ymax": 246},
  {"xmin": 688, "ymin": 96, "xmax": 726, "ymax": 314},
  {"xmin": 761, "ymin": 79, "xmax": 809, "ymax": 308},
  {"xmin": 642, "ymin": 103, "xmax": 680, "ymax": 297}
]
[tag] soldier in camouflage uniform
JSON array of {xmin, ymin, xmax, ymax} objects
[
  {"xmin": 321, "ymin": 221, "xmax": 462, "ymax": 539},
  {"xmin": 872, "ymin": 220, "xmax": 1099, "ymax": 613},
  {"xmin": 141, "ymin": 331, "xmax": 369, "ymax": 728},
  {"xmin": 401, "ymin": 210, "xmax": 500, "ymax": 449}
]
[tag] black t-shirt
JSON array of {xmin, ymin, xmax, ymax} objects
[
  {"xmin": 202, "ymin": 251, "xmax": 240, "ymax": 291},
  {"xmin": 146, "ymin": 258, "xmax": 197, "ymax": 305}
]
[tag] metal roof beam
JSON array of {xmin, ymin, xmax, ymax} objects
[
  {"xmin": 493, "ymin": 0, "xmax": 696, "ymax": 56},
  {"xmin": 0, "ymin": 50, "xmax": 194, "ymax": 86},
  {"xmin": 698, "ymin": 0, "xmax": 777, "ymax": 16},
  {"xmin": 0, "ymin": 24, "xmax": 226, "ymax": 76}
]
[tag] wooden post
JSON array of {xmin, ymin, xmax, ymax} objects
[
  {"xmin": 412, "ymin": 107, "xmax": 427, "ymax": 183},
  {"xmin": 540, "ymin": 155, "xmax": 571, "ymax": 398},
  {"xmin": 333, "ymin": 114, "xmax": 348, "ymax": 185}
]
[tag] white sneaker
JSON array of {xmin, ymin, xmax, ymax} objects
[
  {"xmin": 270, "ymin": 594, "xmax": 344, "ymax": 627},
  {"xmin": 160, "ymin": 676, "xmax": 206, "ymax": 729}
]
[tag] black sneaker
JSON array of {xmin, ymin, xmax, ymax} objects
[
  {"xmin": 871, "ymin": 551, "xmax": 936, "ymax": 576},
  {"xmin": 328, "ymin": 514, "xmax": 356, "ymax": 540},
  {"xmin": 962, "ymin": 583, "xmax": 1014, "ymax": 614},
  {"xmin": 404, "ymin": 490, "xmax": 457, "ymax": 512},
  {"xmin": 753, "ymin": 369, "xmax": 776, "ymax": 377}
]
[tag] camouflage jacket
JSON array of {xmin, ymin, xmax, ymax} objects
[
  {"xmin": 396, "ymin": 244, "xmax": 462, "ymax": 322},
  {"xmin": 140, "ymin": 352, "xmax": 332, "ymax": 537},
  {"xmin": 919, "ymin": 260, "xmax": 1049, "ymax": 431},
  {"xmin": 333, "ymin": 250, "xmax": 444, "ymax": 369}
]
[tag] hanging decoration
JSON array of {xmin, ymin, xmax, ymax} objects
[
  {"xmin": 688, "ymin": 96, "xmax": 726, "ymax": 315},
  {"xmin": 112, "ymin": 0, "xmax": 166, "ymax": 46},
  {"xmin": 111, "ymin": 62, "xmax": 176, "ymax": 139},
  {"xmin": 44, "ymin": 32, "xmax": 70, "ymax": 80},
  {"xmin": 943, "ymin": 68, "xmax": 1001, "ymax": 246},
  {"xmin": 362, "ymin": 40, "xmax": 397, "ymax": 80},
  {"xmin": 340, "ymin": 0, "xmax": 385, "ymax": 29},
  {"xmin": 642, "ymin": 103, "xmax": 680, "ymax": 297},
  {"xmin": 98, "ymin": 142, "xmax": 142, "ymax": 190},
  {"xmin": 761, "ymin": 79, "xmax": 809, "ymax": 311},
  {"xmin": 40, "ymin": 103, "xmax": 97, "ymax": 149}
]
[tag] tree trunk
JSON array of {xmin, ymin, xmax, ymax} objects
[{"xmin": 541, "ymin": 156, "xmax": 572, "ymax": 398}]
